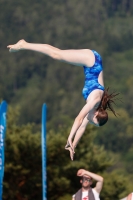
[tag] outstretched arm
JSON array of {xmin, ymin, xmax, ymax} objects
[
  {"xmin": 66, "ymin": 98, "xmax": 98, "ymax": 151},
  {"xmin": 72, "ymin": 115, "xmax": 89, "ymax": 148},
  {"xmin": 65, "ymin": 115, "xmax": 89, "ymax": 160},
  {"xmin": 7, "ymin": 40, "xmax": 95, "ymax": 67},
  {"xmin": 77, "ymin": 169, "xmax": 104, "ymax": 194}
]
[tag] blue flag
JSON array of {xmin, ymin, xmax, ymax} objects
[{"xmin": 0, "ymin": 101, "xmax": 8, "ymax": 200}]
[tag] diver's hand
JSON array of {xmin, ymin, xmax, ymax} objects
[
  {"xmin": 77, "ymin": 169, "xmax": 87, "ymax": 176},
  {"xmin": 65, "ymin": 147, "xmax": 75, "ymax": 161},
  {"xmin": 65, "ymin": 138, "xmax": 74, "ymax": 152}
]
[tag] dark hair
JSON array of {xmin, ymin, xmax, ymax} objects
[{"xmin": 96, "ymin": 88, "xmax": 119, "ymax": 126}]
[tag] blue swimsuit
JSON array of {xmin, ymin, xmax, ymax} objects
[{"xmin": 82, "ymin": 50, "xmax": 105, "ymax": 100}]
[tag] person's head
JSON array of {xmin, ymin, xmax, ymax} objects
[
  {"xmin": 96, "ymin": 88, "xmax": 119, "ymax": 126},
  {"xmin": 80, "ymin": 175, "xmax": 92, "ymax": 189},
  {"xmin": 96, "ymin": 108, "xmax": 108, "ymax": 126},
  {"xmin": 88, "ymin": 88, "xmax": 119, "ymax": 126},
  {"xmin": 87, "ymin": 111, "xmax": 100, "ymax": 127}
]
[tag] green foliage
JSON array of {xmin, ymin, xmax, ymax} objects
[
  {"xmin": 1, "ymin": 0, "xmax": 133, "ymax": 199},
  {"xmin": 101, "ymin": 171, "xmax": 131, "ymax": 200},
  {"xmin": 46, "ymin": 125, "xmax": 131, "ymax": 200},
  {"xmin": 0, "ymin": 0, "xmax": 132, "ymax": 124},
  {"xmin": 3, "ymin": 106, "xmax": 42, "ymax": 200},
  {"xmin": 2, "ymin": 106, "xmax": 131, "ymax": 200},
  {"xmin": 1, "ymin": 0, "xmax": 133, "ymax": 161}
]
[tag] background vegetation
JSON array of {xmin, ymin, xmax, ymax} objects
[{"xmin": 0, "ymin": 0, "xmax": 133, "ymax": 199}]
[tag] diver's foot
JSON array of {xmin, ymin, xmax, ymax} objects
[
  {"xmin": 65, "ymin": 147, "xmax": 75, "ymax": 161},
  {"xmin": 7, "ymin": 39, "xmax": 26, "ymax": 52}
]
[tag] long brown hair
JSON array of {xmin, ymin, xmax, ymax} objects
[{"xmin": 96, "ymin": 88, "xmax": 119, "ymax": 126}]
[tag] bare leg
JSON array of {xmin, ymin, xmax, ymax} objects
[
  {"xmin": 7, "ymin": 40, "xmax": 95, "ymax": 67},
  {"xmin": 65, "ymin": 116, "xmax": 89, "ymax": 160},
  {"xmin": 7, "ymin": 39, "xmax": 60, "ymax": 58}
]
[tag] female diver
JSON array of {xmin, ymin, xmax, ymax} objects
[{"xmin": 7, "ymin": 40, "xmax": 118, "ymax": 160}]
